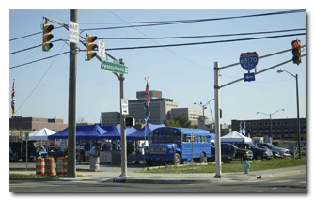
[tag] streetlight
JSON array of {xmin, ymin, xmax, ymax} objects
[
  {"xmin": 277, "ymin": 69, "xmax": 301, "ymax": 159},
  {"xmin": 257, "ymin": 109, "xmax": 285, "ymax": 140},
  {"xmin": 194, "ymin": 99, "xmax": 215, "ymax": 129}
]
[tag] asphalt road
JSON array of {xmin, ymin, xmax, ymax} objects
[{"xmin": 10, "ymin": 172, "xmax": 306, "ymax": 193}]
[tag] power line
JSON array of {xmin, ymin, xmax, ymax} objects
[
  {"xmin": 9, "ymin": 32, "xmax": 306, "ymax": 70},
  {"xmin": 104, "ymin": 33, "xmax": 306, "ymax": 51},
  {"xmin": 97, "ymin": 28, "xmax": 306, "ymax": 40},
  {"xmin": 10, "ymin": 9, "xmax": 305, "ymax": 41}
]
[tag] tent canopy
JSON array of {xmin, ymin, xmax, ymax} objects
[
  {"xmin": 48, "ymin": 125, "xmax": 106, "ymax": 139},
  {"xmin": 220, "ymin": 131, "xmax": 252, "ymax": 144},
  {"xmin": 98, "ymin": 125, "xmax": 137, "ymax": 139},
  {"xmin": 127, "ymin": 124, "xmax": 165, "ymax": 140},
  {"xmin": 22, "ymin": 128, "xmax": 56, "ymax": 141}
]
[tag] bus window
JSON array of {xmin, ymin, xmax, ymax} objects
[
  {"xmin": 187, "ymin": 136, "xmax": 191, "ymax": 143},
  {"xmin": 182, "ymin": 134, "xmax": 187, "ymax": 142}
]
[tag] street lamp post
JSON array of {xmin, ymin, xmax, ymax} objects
[
  {"xmin": 194, "ymin": 99, "xmax": 215, "ymax": 130},
  {"xmin": 257, "ymin": 109, "xmax": 285, "ymax": 140},
  {"xmin": 277, "ymin": 69, "xmax": 301, "ymax": 159}
]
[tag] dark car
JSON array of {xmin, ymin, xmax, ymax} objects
[
  {"xmin": 235, "ymin": 143, "xmax": 274, "ymax": 160},
  {"xmin": 257, "ymin": 143, "xmax": 291, "ymax": 158},
  {"xmin": 9, "ymin": 141, "xmax": 37, "ymax": 162},
  {"xmin": 210, "ymin": 143, "xmax": 236, "ymax": 163},
  {"xmin": 231, "ymin": 144, "xmax": 253, "ymax": 161}
]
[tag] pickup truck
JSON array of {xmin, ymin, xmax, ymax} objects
[
  {"xmin": 210, "ymin": 143, "xmax": 236, "ymax": 163},
  {"xmin": 234, "ymin": 143, "xmax": 274, "ymax": 160},
  {"xmin": 232, "ymin": 144, "xmax": 253, "ymax": 161}
]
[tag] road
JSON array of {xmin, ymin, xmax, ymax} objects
[{"xmin": 10, "ymin": 173, "xmax": 306, "ymax": 193}]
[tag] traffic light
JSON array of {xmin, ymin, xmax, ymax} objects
[
  {"xmin": 86, "ymin": 35, "xmax": 98, "ymax": 60},
  {"xmin": 125, "ymin": 117, "xmax": 135, "ymax": 127},
  {"xmin": 291, "ymin": 39, "xmax": 301, "ymax": 65},
  {"xmin": 42, "ymin": 23, "xmax": 54, "ymax": 52}
]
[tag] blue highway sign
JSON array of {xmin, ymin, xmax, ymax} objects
[
  {"xmin": 244, "ymin": 73, "xmax": 255, "ymax": 82},
  {"xmin": 240, "ymin": 52, "xmax": 259, "ymax": 71}
]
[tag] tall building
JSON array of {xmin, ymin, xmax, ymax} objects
[
  {"xmin": 129, "ymin": 90, "xmax": 178, "ymax": 124},
  {"xmin": 101, "ymin": 112, "xmax": 120, "ymax": 126}
]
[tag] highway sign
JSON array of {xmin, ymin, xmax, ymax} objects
[
  {"xmin": 98, "ymin": 40, "xmax": 105, "ymax": 58},
  {"xmin": 244, "ymin": 73, "xmax": 255, "ymax": 82},
  {"xmin": 69, "ymin": 21, "xmax": 80, "ymax": 44},
  {"xmin": 240, "ymin": 52, "xmax": 259, "ymax": 71},
  {"xmin": 101, "ymin": 61, "xmax": 128, "ymax": 75},
  {"xmin": 121, "ymin": 99, "xmax": 129, "ymax": 115}
]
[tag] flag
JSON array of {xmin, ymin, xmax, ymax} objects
[
  {"xmin": 243, "ymin": 122, "xmax": 246, "ymax": 136},
  {"xmin": 11, "ymin": 81, "xmax": 15, "ymax": 114},
  {"xmin": 248, "ymin": 123, "xmax": 251, "ymax": 138},
  {"xmin": 144, "ymin": 79, "xmax": 150, "ymax": 121},
  {"xmin": 239, "ymin": 121, "xmax": 242, "ymax": 133}
]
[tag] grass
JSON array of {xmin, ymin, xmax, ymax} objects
[{"xmin": 141, "ymin": 157, "xmax": 306, "ymax": 174}]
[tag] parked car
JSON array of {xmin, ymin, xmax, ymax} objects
[
  {"xmin": 234, "ymin": 143, "xmax": 274, "ymax": 160},
  {"xmin": 257, "ymin": 143, "xmax": 291, "ymax": 158},
  {"xmin": 210, "ymin": 143, "xmax": 236, "ymax": 163},
  {"xmin": 231, "ymin": 144, "xmax": 253, "ymax": 161}
]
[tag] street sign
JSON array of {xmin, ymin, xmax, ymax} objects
[
  {"xmin": 240, "ymin": 52, "xmax": 259, "ymax": 71},
  {"xmin": 121, "ymin": 99, "xmax": 129, "ymax": 115},
  {"xmin": 244, "ymin": 73, "xmax": 255, "ymax": 82},
  {"xmin": 98, "ymin": 40, "xmax": 105, "ymax": 58},
  {"xmin": 101, "ymin": 61, "xmax": 128, "ymax": 75},
  {"xmin": 69, "ymin": 21, "xmax": 80, "ymax": 44}
]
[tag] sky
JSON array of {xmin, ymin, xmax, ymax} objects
[{"xmin": 6, "ymin": 2, "xmax": 309, "ymax": 127}]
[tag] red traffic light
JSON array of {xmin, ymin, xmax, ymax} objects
[{"xmin": 291, "ymin": 39, "xmax": 301, "ymax": 65}]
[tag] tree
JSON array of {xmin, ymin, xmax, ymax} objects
[{"xmin": 165, "ymin": 115, "xmax": 192, "ymax": 128}]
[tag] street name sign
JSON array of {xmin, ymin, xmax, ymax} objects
[
  {"xmin": 244, "ymin": 73, "xmax": 255, "ymax": 82},
  {"xmin": 101, "ymin": 61, "xmax": 129, "ymax": 75},
  {"xmin": 69, "ymin": 21, "xmax": 80, "ymax": 44},
  {"xmin": 240, "ymin": 52, "xmax": 259, "ymax": 71},
  {"xmin": 121, "ymin": 99, "xmax": 129, "ymax": 115}
]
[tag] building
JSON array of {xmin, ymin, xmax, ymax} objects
[
  {"xmin": 170, "ymin": 108, "xmax": 203, "ymax": 126},
  {"xmin": 129, "ymin": 90, "xmax": 178, "ymax": 124},
  {"xmin": 9, "ymin": 116, "xmax": 68, "ymax": 132},
  {"xmin": 231, "ymin": 118, "xmax": 307, "ymax": 141},
  {"xmin": 101, "ymin": 112, "xmax": 120, "ymax": 126}
]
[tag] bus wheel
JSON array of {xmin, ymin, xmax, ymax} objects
[
  {"xmin": 199, "ymin": 153, "xmax": 206, "ymax": 163},
  {"xmin": 173, "ymin": 153, "xmax": 181, "ymax": 165},
  {"xmin": 146, "ymin": 161, "xmax": 154, "ymax": 166}
]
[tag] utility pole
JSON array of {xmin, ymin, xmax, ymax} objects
[
  {"xmin": 68, "ymin": 9, "xmax": 77, "ymax": 178},
  {"xmin": 119, "ymin": 58, "xmax": 127, "ymax": 178},
  {"xmin": 214, "ymin": 61, "xmax": 222, "ymax": 178}
]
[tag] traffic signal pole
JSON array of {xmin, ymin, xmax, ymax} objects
[
  {"xmin": 118, "ymin": 60, "xmax": 127, "ymax": 177},
  {"xmin": 68, "ymin": 9, "xmax": 77, "ymax": 178},
  {"xmin": 214, "ymin": 62, "xmax": 222, "ymax": 178}
]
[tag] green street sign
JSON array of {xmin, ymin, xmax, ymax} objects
[{"xmin": 101, "ymin": 60, "xmax": 128, "ymax": 75}]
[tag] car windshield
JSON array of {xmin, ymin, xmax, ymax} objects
[{"xmin": 250, "ymin": 145, "xmax": 259, "ymax": 149}]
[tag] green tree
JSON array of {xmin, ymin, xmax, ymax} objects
[{"xmin": 165, "ymin": 115, "xmax": 192, "ymax": 128}]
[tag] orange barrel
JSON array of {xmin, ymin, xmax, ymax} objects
[
  {"xmin": 62, "ymin": 157, "xmax": 68, "ymax": 176},
  {"xmin": 36, "ymin": 157, "xmax": 45, "ymax": 176},
  {"xmin": 56, "ymin": 157, "xmax": 64, "ymax": 176},
  {"xmin": 45, "ymin": 157, "xmax": 56, "ymax": 176}
]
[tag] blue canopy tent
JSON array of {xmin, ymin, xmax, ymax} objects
[
  {"xmin": 48, "ymin": 125, "xmax": 107, "ymax": 139},
  {"xmin": 127, "ymin": 124, "xmax": 165, "ymax": 140},
  {"xmin": 98, "ymin": 125, "xmax": 137, "ymax": 140}
]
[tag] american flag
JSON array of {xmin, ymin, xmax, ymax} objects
[
  {"xmin": 239, "ymin": 121, "xmax": 242, "ymax": 133},
  {"xmin": 144, "ymin": 77, "xmax": 150, "ymax": 121},
  {"xmin": 247, "ymin": 123, "xmax": 251, "ymax": 138},
  {"xmin": 11, "ymin": 81, "xmax": 15, "ymax": 114}
]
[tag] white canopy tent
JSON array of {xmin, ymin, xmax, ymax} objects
[
  {"xmin": 22, "ymin": 128, "xmax": 56, "ymax": 141},
  {"xmin": 221, "ymin": 131, "xmax": 252, "ymax": 144}
]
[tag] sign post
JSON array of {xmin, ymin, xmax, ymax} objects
[{"xmin": 240, "ymin": 52, "xmax": 259, "ymax": 82}]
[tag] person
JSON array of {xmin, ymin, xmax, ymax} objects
[{"xmin": 90, "ymin": 145, "xmax": 100, "ymax": 157}]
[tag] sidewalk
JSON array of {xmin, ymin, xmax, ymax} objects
[{"xmin": 9, "ymin": 163, "xmax": 306, "ymax": 184}]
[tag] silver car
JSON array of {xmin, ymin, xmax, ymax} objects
[{"xmin": 258, "ymin": 143, "xmax": 291, "ymax": 158}]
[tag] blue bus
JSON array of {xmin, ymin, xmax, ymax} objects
[{"xmin": 145, "ymin": 127, "xmax": 211, "ymax": 166}]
